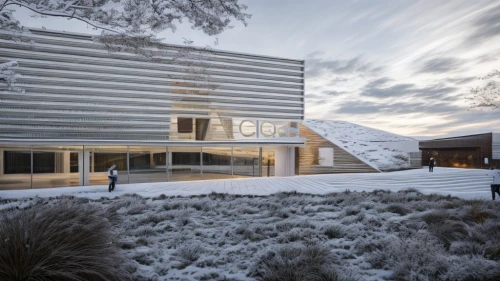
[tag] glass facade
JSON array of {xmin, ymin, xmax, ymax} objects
[
  {"xmin": 201, "ymin": 147, "xmax": 233, "ymax": 180},
  {"xmin": 0, "ymin": 145, "xmax": 32, "ymax": 190},
  {"xmin": 87, "ymin": 146, "xmax": 129, "ymax": 185},
  {"xmin": 129, "ymin": 146, "xmax": 167, "ymax": 184},
  {"xmin": 168, "ymin": 146, "xmax": 202, "ymax": 182},
  {"xmin": 233, "ymin": 147, "xmax": 261, "ymax": 178},
  {"xmin": 0, "ymin": 145, "xmax": 280, "ymax": 189},
  {"xmin": 32, "ymin": 146, "xmax": 82, "ymax": 188}
]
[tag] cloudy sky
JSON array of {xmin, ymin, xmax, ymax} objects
[{"xmin": 13, "ymin": 0, "xmax": 500, "ymax": 139}]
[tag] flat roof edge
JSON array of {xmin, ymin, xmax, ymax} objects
[
  {"xmin": 0, "ymin": 138, "xmax": 306, "ymax": 147},
  {"xmin": 11, "ymin": 28, "xmax": 305, "ymax": 64}
]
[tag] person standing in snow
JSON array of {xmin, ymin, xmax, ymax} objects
[
  {"xmin": 429, "ymin": 157, "xmax": 435, "ymax": 172},
  {"xmin": 108, "ymin": 164, "xmax": 118, "ymax": 192},
  {"xmin": 488, "ymin": 167, "xmax": 500, "ymax": 200}
]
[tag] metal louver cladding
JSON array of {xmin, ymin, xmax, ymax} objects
[{"xmin": 0, "ymin": 28, "xmax": 304, "ymax": 142}]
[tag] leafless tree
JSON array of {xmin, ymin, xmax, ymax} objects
[
  {"xmin": 0, "ymin": 0, "xmax": 251, "ymax": 86},
  {"xmin": 467, "ymin": 70, "xmax": 500, "ymax": 110}
]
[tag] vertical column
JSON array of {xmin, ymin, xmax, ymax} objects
[
  {"xmin": 30, "ymin": 145, "xmax": 33, "ymax": 189},
  {"xmin": 275, "ymin": 146, "xmax": 295, "ymax": 177},
  {"xmin": 150, "ymin": 151, "xmax": 155, "ymax": 167},
  {"xmin": 256, "ymin": 120, "xmax": 260, "ymax": 139},
  {"xmin": 288, "ymin": 147, "xmax": 295, "ymax": 176},
  {"xmin": 259, "ymin": 147, "xmax": 262, "ymax": 177},
  {"xmin": 166, "ymin": 146, "xmax": 169, "ymax": 182},
  {"xmin": 231, "ymin": 147, "xmax": 234, "ymax": 178},
  {"xmin": 275, "ymin": 146, "xmax": 286, "ymax": 177},
  {"xmin": 79, "ymin": 148, "xmax": 90, "ymax": 186},
  {"xmin": 127, "ymin": 146, "xmax": 130, "ymax": 184},
  {"xmin": 91, "ymin": 152, "xmax": 95, "ymax": 173},
  {"xmin": 200, "ymin": 147, "xmax": 203, "ymax": 180},
  {"xmin": 62, "ymin": 151, "xmax": 71, "ymax": 174},
  {"xmin": 0, "ymin": 148, "xmax": 4, "ymax": 176}
]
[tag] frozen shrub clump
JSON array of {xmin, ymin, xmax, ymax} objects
[
  {"xmin": 427, "ymin": 220, "xmax": 468, "ymax": 249},
  {"xmin": 175, "ymin": 244, "xmax": 204, "ymax": 263},
  {"xmin": 444, "ymin": 256, "xmax": 500, "ymax": 281},
  {"xmin": 123, "ymin": 197, "xmax": 148, "ymax": 215},
  {"xmin": 239, "ymin": 206, "xmax": 260, "ymax": 214},
  {"xmin": 0, "ymin": 200, "xmax": 130, "ymax": 281},
  {"xmin": 275, "ymin": 221, "xmax": 295, "ymax": 232},
  {"xmin": 367, "ymin": 233, "xmax": 449, "ymax": 281},
  {"xmin": 418, "ymin": 209, "xmax": 458, "ymax": 225},
  {"xmin": 462, "ymin": 204, "xmax": 495, "ymax": 224},
  {"xmin": 249, "ymin": 243, "xmax": 355, "ymax": 281},
  {"xmin": 344, "ymin": 206, "xmax": 361, "ymax": 216},
  {"xmin": 385, "ymin": 204, "xmax": 411, "ymax": 216},
  {"xmin": 323, "ymin": 225, "xmax": 345, "ymax": 239}
]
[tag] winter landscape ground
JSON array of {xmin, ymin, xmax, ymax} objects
[{"xmin": 1, "ymin": 168, "xmax": 499, "ymax": 281}]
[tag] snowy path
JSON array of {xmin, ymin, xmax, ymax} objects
[{"xmin": 0, "ymin": 167, "xmax": 493, "ymax": 200}]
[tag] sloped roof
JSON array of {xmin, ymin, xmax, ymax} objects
[{"xmin": 303, "ymin": 119, "xmax": 418, "ymax": 171}]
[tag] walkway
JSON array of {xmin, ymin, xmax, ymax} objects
[{"xmin": 0, "ymin": 167, "xmax": 494, "ymax": 200}]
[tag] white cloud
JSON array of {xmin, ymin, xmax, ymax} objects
[{"xmin": 11, "ymin": 0, "xmax": 500, "ymax": 138}]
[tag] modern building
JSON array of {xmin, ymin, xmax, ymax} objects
[
  {"xmin": 419, "ymin": 133, "xmax": 500, "ymax": 169},
  {"xmin": 0, "ymin": 28, "xmax": 304, "ymax": 189},
  {"xmin": 296, "ymin": 120, "xmax": 422, "ymax": 174}
]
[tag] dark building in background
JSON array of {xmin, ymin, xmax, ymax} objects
[{"xmin": 419, "ymin": 133, "xmax": 500, "ymax": 169}]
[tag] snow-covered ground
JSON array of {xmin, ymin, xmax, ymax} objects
[
  {"xmin": 1, "ymin": 168, "xmax": 498, "ymax": 281},
  {"xmin": 0, "ymin": 167, "xmax": 493, "ymax": 200},
  {"xmin": 1, "ymin": 184, "xmax": 499, "ymax": 281},
  {"xmin": 303, "ymin": 120, "xmax": 419, "ymax": 171}
]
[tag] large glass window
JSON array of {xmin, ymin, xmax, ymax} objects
[
  {"xmin": 201, "ymin": 147, "xmax": 232, "ymax": 180},
  {"xmin": 168, "ymin": 146, "xmax": 201, "ymax": 181},
  {"xmin": 32, "ymin": 146, "xmax": 82, "ymax": 188},
  {"xmin": 87, "ymin": 146, "xmax": 129, "ymax": 185},
  {"xmin": 0, "ymin": 145, "xmax": 32, "ymax": 190},
  {"xmin": 233, "ymin": 147, "xmax": 260, "ymax": 178},
  {"xmin": 129, "ymin": 146, "xmax": 167, "ymax": 184}
]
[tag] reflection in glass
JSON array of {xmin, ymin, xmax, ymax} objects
[
  {"xmin": 0, "ymin": 145, "xmax": 32, "ymax": 190},
  {"xmin": 233, "ymin": 147, "xmax": 260, "ymax": 178},
  {"xmin": 129, "ymin": 146, "xmax": 167, "ymax": 184},
  {"xmin": 32, "ymin": 146, "xmax": 82, "ymax": 188},
  {"xmin": 169, "ymin": 146, "xmax": 201, "ymax": 181},
  {"xmin": 87, "ymin": 146, "xmax": 129, "ymax": 185},
  {"xmin": 201, "ymin": 147, "xmax": 232, "ymax": 180}
]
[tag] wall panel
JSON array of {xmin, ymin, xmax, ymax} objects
[{"xmin": 0, "ymin": 29, "xmax": 304, "ymax": 142}]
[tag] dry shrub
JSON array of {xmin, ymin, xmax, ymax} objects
[
  {"xmin": 480, "ymin": 221, "xmax": 500, "ymax": 260},
  {"xmin": 463, "ymin": 205, "xmax": 495, "ymax": 224},
  {"xmin": 175, "ymin": 244, "xmax": 204, "ymax": 263},
  {"xmin": 385, "ymin": 204, "xmax": 411, "ymax": 216},
  {"xmin": 428, "ymin": 221, "xmax": 469, "ymax": 249},
  {"xmin": 367, "ymin": 233, "xmax": 449, "ymax": 281},
  {"xmin": 445, "ymin": 256, "xmax": 500, "ymax": 281},
  {"xmin": 0, "ymin": 200, "xmax": 130, "ymax": 281},
  {"xmin": 418, "ymin": 209, "xmax": 459, "ymax": 225},
  {"xmin": 276, "ymin": 222, "xmax": 295, "ymax": 232},
  {"xmin": 250, "ymin": 243, "xmax": 354, "ymax": 281},
  {"xmin": 323, "ymin": 225, "xmax": 345, "ymax": 239}
]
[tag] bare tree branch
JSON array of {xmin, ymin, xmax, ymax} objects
[{"xmin": 467, "ymin": 70, "xmax": 500, "ymax": 110}]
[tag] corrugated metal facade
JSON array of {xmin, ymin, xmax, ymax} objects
[
  {"xmin": 0, "ymin": 29, "xmax": 304, "ymax": 142},
  {"xmin": 493, "ymin": 133, "xmax": 500, "ymax": 160}
]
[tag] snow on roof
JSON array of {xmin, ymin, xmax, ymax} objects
[{"xmin": 303, "ymin": 119, "xmax": 418, "ymax": 171}]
